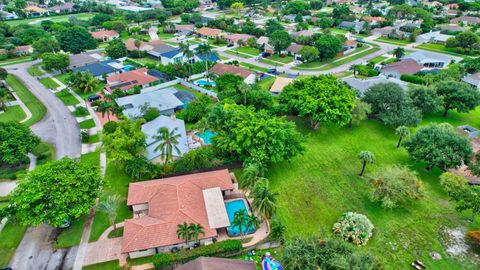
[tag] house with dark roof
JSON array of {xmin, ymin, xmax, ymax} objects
[
  {"xmin": 72, "ymin": 60, "xmax": 123, "ymax": 79},
  {"xmin": 343, "ymin": 76, "xmax": 408, "ymax": 96},
  {"xmin": 286, "ymin": 43, "xmax": 304, "ymax": 61},
  {"xmin": 69, "ymin": 53, "xmax": 102, "ymax": 69},
  {"xmin": 175, "ymin": 257, "xmax": 257, "ymax": 270},
  {"xmin": 105, "ymin": 68, "xmax": 159, "ymax": 92},
  {"xmin": 380, "ymin": 59, "xmax": 423, "ymax": 78},
  {"xmin": 121, "ymin": 169, "xmax": 240, "ymax": 258},
  {"xmin": 338, "ymin": 21, "xmax": 365, "ymax": 33}
]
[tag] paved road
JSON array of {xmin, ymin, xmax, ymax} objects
[
  {"xmin": 5, "ymin": 61, "xmax": 81, "ymax": 270},
  {"xmin": 5, "ymin": 61, "xmax": 81, "ymax": 159}
]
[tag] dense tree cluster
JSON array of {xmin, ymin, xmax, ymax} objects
[{"xmin": 0, "ymin": 122, "xmax": 39, "ymax": 165}]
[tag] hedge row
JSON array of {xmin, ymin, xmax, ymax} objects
[
  {"xmin": 400, "ymin": 74, "xmax": 426, "ymax": 85},
  {"xmin": 152, "ymin": 240, "xmax": 243, "ymax": 268}
]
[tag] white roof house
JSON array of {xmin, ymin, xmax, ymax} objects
[
  {"xmin": 116, "ymin": 88, "xmax": 184, "ymax": 119},
  {"xmin": 142, "ymin": 115, "xmax": 189, "ymax": 161},
  {"xmin": 416, "ymin": 31, "xmax": 453, "ymax": 44},
  {"xmin": 401, "ymin": 51, "xmax": 453, "ymax": 68}
]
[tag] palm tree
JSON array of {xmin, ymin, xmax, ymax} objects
[
  {"xmin": 196, "ymin": 43, "xmax": 213, "ymax": 80},
  {"xmin": 232, "ymin": 209, "xmax": 248, "ymax": 241},
  {"xmin": 188, "ymin": 223, "xmax": 205, "ymax": 244},
  {"xmin": 358, "ymin": 151, "xmax": 375, "ymax": 176},
  {"xmin": 180, "ymin": 42, "xmax": 195, "ymax": 80},
  {"xmin": 0, "ymin": 88, "xmax": 8, "ymax": 111},
  {"xmin": 251, "ymin": 179, "xmax": 278, "ymax": 221},
  {"xmin": 350, "ymin": 64, "xmax": 359, "ymax": 77},
  {"xmin": 393, "ymin": 47, "xmax": 405, "ymax": 60},
  {"xmin": 153, "ymin": 127, "xmax": 181, "ymax": 163},
  {"xmin": 395, "ymin": 126, "xmax": 410, "ymax": 148},
  {"xmin": 241, "ymin": 163, "xmax": 263, "ymax": 189},
  {"xmin": 97, "ymin": 194, "xmax": 122, "ymax": 230},
  {"xmin": 96, "ymin": 101, "xmax": 118, "ymax": 121},
  {"xmin": 134, "ymin": 39, "xmax": 142, "ymax": 58},
  {"xmin": 176, "ymin": 222, "xmax": 191, "ymax": 246},
  {"xmin": 238, "ymin": 83, "xmax": 251, "ymax": 105},
  {"xmin": 246, "ymin": 213, "xmax": 260, "ymax": 231}
]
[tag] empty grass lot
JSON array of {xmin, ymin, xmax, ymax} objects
[
  {"xmin": 55, "ymin": 90, "xmax": 79, "ymax": 106},
  {"xmin": 261, "ymin": 109, "xmax": 480, "ymax": 270},
  {"xmin": 375, "ymin": 37, "xmax": 412, "ymax": 46},
  {"xmin": 6, "ymin": 75, "xmax": 46, "ymax": 126},
  {"xmin": 0, "ymin": 105, "xmax": 26, "ymax": 122},
  {"xmin": 39, "ymin": 77, "xmax": 60, "ymax": 89}
]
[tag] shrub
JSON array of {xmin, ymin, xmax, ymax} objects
[
  {"xmin": 80, "ymin": 130, "xmax": 90, "ymax": 143},
  {"xmin": 103, "ymin": 121, "xmax": 119, "ymax": 135},
  {"xmin": 400, "ymin": 74, "xmax": 426, "ymax": 85},
  {"xmin": 332, "ymin": 212, "xmax": 374, "ymax": 246},
  {"xmin": 173, "ymin": 147, "xmax": 226, "ymax": 173},
  {"xmin": 143, "ymin": 107, "xmax": 160, "ymax": 122}
]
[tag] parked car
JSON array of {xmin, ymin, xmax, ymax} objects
[
  {"xmin": 227, "ymin": 43, "xmax": 234, "ymax": 47},
  {"xmin": 87, "ymin": 95, "xmax": 101, "ymax": 102},
  {"xmin": 356, "ymin": 37, "xmax": 365, "ymax": 43},
  {"xmin": 261, "ymin": 52, "xmax": 271, "ymax": 57},
  {"xmin": 267, "ymin": 68, "xmax": 277, "ymax": 74}
]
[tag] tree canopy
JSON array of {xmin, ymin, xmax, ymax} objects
[
  {"xmin": 269, "ymin": 30, "xmax": 292, "ymax": 53},
  {"xmin": 57, "ymin": 26, "xmax": 97, "ymax": 54},
  {"xmin": 103, "ymin": 119, "xmax": 146, "ymax": 162},
  {"xmin": 403, "ymin": 123, "xmax": 473, "ymax": 170},
  {"xmin": 280, "ymin": 75, "xmax": 355, "ymax": 129},
  {"xmin": 434, "ymin": 80, "xmax": 480, "ymax": 117},
  {"xmin": 315, "ymin": 34, "xmax": 342, "ymax": 61},
  {"xmin": 440, "ymin": 172, "xmax": 480, "ymax": 217},
  {"xmin": 105, "ymin": 38, "xmax": 128, "ymax": 59},
  {"xmin": 6, "ymin": 158, "xmax": 101, "ymax": 227},
  {"xmin": 41, "ymin": 52, "xmax": 69, "ymax": 72},
  {"xmin": 0, "ymin": 122, "xmax": 39, "ymax": 165},
  {"xmin": 408, "ymin": 85, "xmax": 443, "ymax": 115}
]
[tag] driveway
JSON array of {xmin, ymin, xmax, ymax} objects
[{"xmin": 5, "ymin": 61, "xmax": 81, "ymax": 159}]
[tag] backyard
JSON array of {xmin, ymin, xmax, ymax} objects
[{"xmin": 262, "ymin": 109, "xmax": 480, "ymax": 269}]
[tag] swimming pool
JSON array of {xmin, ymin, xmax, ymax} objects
[
  {"xmin": 195, "ymin": 129, "xmax": 216, "ymax": 145},
  {"xmin": 224, "ymin": 199, "xmax": 255, "ymax": 237},
  {"xmin": 195, "ymin": 79, "xmax": 216, "ymax": 87}
]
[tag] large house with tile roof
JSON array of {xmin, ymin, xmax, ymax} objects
[
  {"xmin": 209, "ymin": 63, "xmax": 256, "ymax": 84},
  {"xmin": 105, "ymin": 68, "xmax": 159, "ymax": 92}
]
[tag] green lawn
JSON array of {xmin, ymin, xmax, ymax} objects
[
  {"xmin": 239, "ymin": 62, "xmax": 269, "ymax": 73},
  {"xmin": 79, "ymin": 119, "xmax": 96, "ymax": 129},
  {"xmin": 259, "ymin": 59, "xmax": 280, "ymax": 66},
  {"xmin": 54, "ymin": 73, "xmax": 70, "ymax": 84},
  {"xmin": 294, "ymin": 45, "xmax": 377, "ymax": 70},
  {"xmin": 268, "ymin": 54, "xmax": 294, "ymax": 64},
  {"xmin": 6, "ymin": 75, "xmax": 46, "ymax": 126},
  {"xmin": 262, "ymin": 109, "xmax": 480, "ymax": 269},
  {"xmin": 375, "ymin": 37, "xmax": 412, "ymax": 46},
  {"xmin": 134, "ymin": 57, "xmax": 159, "ymax": 67},
  {"xmin": 39, "ymin": 77, "xmax": 60, "ymax": 89},
  {"xmin": 257, "ymin": 76, "xmax": 276, "ymax": 91},
  {"xmin": 0, "ymin": 56, "xmax": 33, "ymax": 67},
  {"xmin": 370, "ymin": 55, "xmax": 388, "ymax": 64},
  {"xmin": 5, "ymin": 13, "xmax": 96, "ymax": 26},
  {"xmin": 171, "ymin": 84, "xmax": 203, "ymax": 98},
  {"xmin": 225, "ymin": 50, "xmax": 253, "ymax": 59},
  {"xmin": 416, "ymin": 43, "xmax": 476, "ymax": 58},
  {"xmin": 157, "ymin": 28, "xmax": 175, "ymax": 40},
  {"xmin": 237, "ymin": 46, "xmax": 261, "ymax": 56},
  {"xmin": 0, "ymin": 105, "xmax": 26, "ymax": 122},
  {"xmin": 89, "ymin": 161, "xmax": 133, "ymax": 242},
  {"xmin": 82, "ymin": 260, "xmax": 122, "ymax": 270},
  {"xmin": 55, "ymin": 90, "xmax": 79, "ymax": 106},
  {"xmin": 27, "ymin": 65, "xmax": 44, "ymax": 76},
  {"xmin": 88, "ymin": 133, "xmax": 101, "ymax": 144},
  {"xmin": 74, "ymin": 82, "xmax": 105, "ymax": 101},
  {"xmin": 0, "ymin": 221, "xmax": 27, "ymax": 267}
]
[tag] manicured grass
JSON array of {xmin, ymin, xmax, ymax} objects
[
  {"xmin": 416, "ymin": 43, "xmax": 476, "ymax": 58},
  {"xmin": 82, "ymin": 260, "xmax": 122, "ymax": 270},
  {"xmin": 0, "ymin": 105, "xmax": 26, "ymax": 122},
  {"xmin": 55, "ymin": 214, "xmax": 89, "ymax": 249},
  {"xmin": 54, "ymin": 72, "xmax": 70, "ymax": 84},
  {"xmin": 157, "ymin": 28, "xmax": 175, "ymax": 40},
  {"xmin": 0, "ymin": 221, "xmax": 27, "ymax": 266},
  {"xmin": 171, "ymin": 84, "xmax": 203, "ymax": 98},
  {"xmin": 316, "ymin": 47, "xmax": 381, "ymax": 70},
  {"xmin": 108, "ymin": 227, "xmax": 123, "ymax": 238},
  {"xmin": 237, "ymin": 46, "xmax": 261, "ymax": 56},
  {"xmin": 294, "ymin": 45, "xmax": 374, "ymax": 70},
  {"xmin": 263, "ymin": 109, "xmax": 480, "ymax": 269},
  {"xmin": 5, "ymin": 13, "xmax": 96, "ymax": 26},
  {"xmin": 375, "ymin": 37, "xmax": 412, "ymax": 46},
  {"xmin": 268, "ymin": 54, "xmax": 294, "ymax": 64},
  {"xmin": 79, "ymin": 119, "xmax": 96, "ymax": 129},
  {"xmin": 240, "ymin": 62, "xmax": 269, "ymax": 73},
  {"xmin": 0, "ymin": 56, "xmax": 33, "ymax": 67},
  {"xmin": 257, "ymin": 76, "xmax": 276, "ymax": 91},
  {"xmin": 219, "ymin": 55, "xmax": 230, "ymax": 61},
  {"xmin": 225, "ymin": 50, "xmax": 253, "ymax": 58},
  {"xmin": 6, "ymin": 74, "xmax": 46, "ymax": 126},
  {"xmin": 134, "ymin": 57, "xmax": 159, "ymax": 66},
  {"xmin": 89, "ymin": 161, "xmax": 133, "ymax": 242},
  {"xmin": 27, "ymin": 65, "xmax": 44, "ymax": 76},
  {"xmin": 88, "ymin": 133, "xmax": 101, "ymax": 144},
  {"xmin": 259, "ymin": 58, "xmax": 280, "ymax": 66},
  {"xmin": 370, "ymin": 55, "xmax": 388, "ymax": 64},
  {"xmin": 39, "ymin": 77, "xmax": 60, "ymax": 89},
  {"xmin": 55, "ymin": 90, "xmax": 79, "ymax": 106},
  {"xmin": 74, "ymin": 82, "xmax": 105, "ymax": 101}
]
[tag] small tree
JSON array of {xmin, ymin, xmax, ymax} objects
[
  {"xmin": 395, "ymin": 126, "xmax": 410, "ymax": 148},
  {"xmin": 97, "ymin": 194, "xmax": 122, "ymax": 230},
  {"xmin": 349, "ymin": 99, "xmax": 371, "ymax": 127},
  {"xmin": 393, "ymin": 47, "xmax": 405, "ymax": 60},
  {"xmin": 369, "ymin": 165, "xmax": 424, "ymax": 209},
  {"xmin": 358, "ymin": 151, "xmax": 375, "ymax": 176},
  {"xmin": 134, "ymin": 39, "xmax": 142, "ymax": 58},
  {"xmin": 440, "ymin": 172, "xmax": 480, "ymax": 218},
  {"xmin": 176, "ymin": 222, "xmax": 191, "ymax": 246},
  {"xmin": 188, "ymin": 223, "xmax": 205, "ymax": 244},
  {"xmin": 332, "ymin": 212, "xmax": 374, "ymax": 246}
]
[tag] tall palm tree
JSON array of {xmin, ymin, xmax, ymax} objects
[
  {"xmin": 395, "ymin": 126, "xmax": 410, "ymax": 148},
  {"xmin": 232, "ymin": 209, "xmax": 248, "ymax": 241},
  {"xmin": 79, "ymin": 72, "xmax": 98, "ymax": 93},
  {"xmin": 97, "ymin": 194, "xmax": 122, "ymax": 230},
  {"xmin": 97, "ymin": 101, "xmax": 118, "ymax": 121},
  {"xmin": 241, "ymin": 163, "xmax": 263, "ymax": 189},
  {"xmin": 251, "ymin": 179, "xmax": 278, "ymax": 221},
  {"xmin": 393, "ymin": 47, "xmax": 405, "ymax": 60},
  {"xmin": 188, "ymin": 223, "xmax": 205, "ymax": 244},
  {"xmin": 196, "ymin": 43, "xmax": 213, "ymax": 80},
  {"xmin": 0, "ymin": 88, "xmax": 8, "ymax": 111},
  {"xmin": 176, "ymin": 222, "xmax": 191, "ymax": 246},
  {"xmin": 238, "ymin": 83, "xmax": 250, "ymax": 105},
  {"xmin": 181, "ymin": 42, "xmax": 195, "ymax": 80},
  {"xmin": 153, "ymin": 127, "xmax": 181, "ymax": 163},
  {"xmin": 358, "ymin": 151, "xmax": 375, "ymax": 176},
  {"xmin": 246, "ymin": 213, "xmax": 260, "ymax": 231}
]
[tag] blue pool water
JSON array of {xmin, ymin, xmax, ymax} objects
[
  {"xmin": 122, "ymin": 65, "xmax": 135, "ymax": 71},
  {"xmin": 195, "ymin": 129, "xmax": 216, "ymax": 145},
  {"xmin": 224, "ymin": 199, "xmax": 255, "ymax": 237},
  {"xmin": 195, "ymin": 79, "xmax": 216, "ymax": 87}
]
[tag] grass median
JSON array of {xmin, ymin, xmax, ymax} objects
[{"xmin": 6, "ymin": 74, "xmax": 46, "ymax": 126}]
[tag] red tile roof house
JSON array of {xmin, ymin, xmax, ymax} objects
[
  {"xmin": 105, "ymin": 68, "xmax": 159, "ymax": 92},
  {"xmin": 121, "ymin": 169, "xmax": 240, "ymax": 259},
  {"xmin": 223, "ymin": 34, "xmax": 255, "ymax": 45},
  {"xmin": 209, "ymin": 63, "xmax": 256, "ymax": 84},
  {"xmin": 196, "ymin": 27, "xmax": 223, "ymax": 39},
  {"xmin": 90, "ymin": 30, "xmax": 120, "ymax": 42},
  {"xmin": 380, "ymin": 59, "xmax": 423, "ymax": 79}
]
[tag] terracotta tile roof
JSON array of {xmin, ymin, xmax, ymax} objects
[
  {"xmin": 106, "ymin": 68, "xmax": 158, "ymax": 91},
  {"xmin": 122, "ymin": 170, "xmax": 234, "ymax": 253},
  {"xmin": 382, "ymin": 59, "xmax": 423, "ymax": 75},
  {"xmin": 175, "ymin": 257, "xmax": 257, "ymax": 270},
  {"xmin": 90, "ymin": 30, "xmax": 119, "ymax": 39},
  {"xmin": 209, "ymin": 63, "xmax": 252, "ymax": 79},
  {"xmin": 25, "ymin": 5, "xmax": 48, "ymax": 12},
  {"xmin": 197, "ymin": 27, "xmax": 222, "ymax": 37},
  {"xmin": 123, "ymin": 38, "xmax": 165, "ymax": 51},
  {"xmin": 223, "ymin": 34, "xmax": 255, "ymax": 43}
]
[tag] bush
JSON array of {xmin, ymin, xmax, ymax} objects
[
  {"xmin": 173, "ymin": 146, "xmax": 226, "ymax": 173},
  {"xmin": 80, "ymin": 130, "xmax": 90, "ymax": 143},
  {"xmin": 103, "ymin": 121, "xmax": 119, "ymax": 135},
  {"xmin": 332, "ymin": 212, "xmax": 374, "ymax": 246},
  {"xmin": 152, "ymin": 239, "xmax": 243, "ymax": 268},
  {"xmin": 143, "ymin": 107, "xmax": 161, "ymax": 122},
  {"xmin": 400, "ymin": 74, "xmax": 426, "ymax": 85}
]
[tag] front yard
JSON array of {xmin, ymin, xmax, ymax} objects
[
  {"xmin": 236, "ymin": 46, "xmax": 261, "ymax": 56},
  {"xmin": 55, "ymin": 90, "xmax": 79, "ymax": 106},
  {"xmin": 375, "ymin": 37, "xmax": 412, "ymax": 46},
  {"xmin": 6, "ymin": 75, "xmax": 46, "ymax": 126},
  {"xmin": 416, "ymin": 43, "xmax": 477, "ymax": 58},
  {"xmin": 268, "ymin": 54, "xmax": 294, "ymax": 64},
  {"xmin": 39, "ymin": 77, "xmax": 60, "ymax": 89}
]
